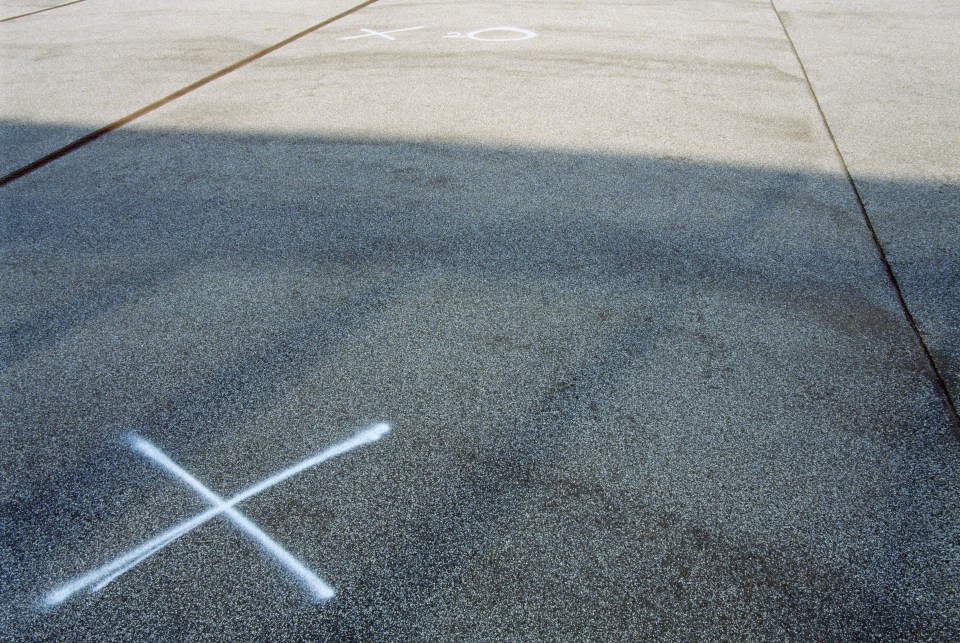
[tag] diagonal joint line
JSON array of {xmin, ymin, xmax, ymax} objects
[
  {"xmin": 0, "ymin": 0, "xmax": 88, "ymax": 23},
  {"xmin": 768, "ymin": 0, "xmax": 960, "ymax": 436},
  {"xmin": 1, "ymin": 0, "xmax": 384, "ymax": 187}
]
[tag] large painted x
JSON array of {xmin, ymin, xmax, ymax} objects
[{"xmin": 45, "ymin": 423, "xmax": 391, "ymax": 607}]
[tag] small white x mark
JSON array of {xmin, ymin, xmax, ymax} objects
[{"xmin": 338, "ymin": 26, "xmax": 426, "ymax": 41}]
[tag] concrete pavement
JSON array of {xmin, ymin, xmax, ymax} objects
[
  {"xmin": 2, "ymin": 0, "xmax": 958, "ymax": 639},
  {"xmin": 775, "ymin": 0, "xmax": 960, "ymax": 412},
  {"xmin": 0, "ymin": 0, "xmax": 361, "ymax": 173}
]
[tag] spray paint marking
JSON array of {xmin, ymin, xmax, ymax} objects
[
  {"xmin": 337, "ymin": 26, "xmax": 538, "ymax": 43},
  {"xmin": 442, "ymin": 27, "xmax": 538, "ymax": 41},
  {"xmin": 44, "ymin": 422, "xmax": 391, "ymax": 608},
  {"xmin": 338, "ymin": 26, "xmax": 425, "ymax": 40}
]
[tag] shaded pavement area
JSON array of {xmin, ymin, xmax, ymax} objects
[{"xmin": 1, "ymin": 0, "xmax": 958, "ymax": 639}]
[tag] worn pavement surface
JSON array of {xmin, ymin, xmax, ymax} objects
[{"xmin": 1, "ymin": 0, "xmax": 958, "ymax": 639}]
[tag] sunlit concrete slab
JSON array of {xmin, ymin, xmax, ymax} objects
[
  {"xmin": 2, "ymin": 0, "xmax": 959, "ymax": 639},
  {"xmin": 0, "ymin": 0, "xmax": 362, "ymax": 174},
  {"xmin": 776, "ymin": 0, "xmax": 960, "ymax": 407},
  {"xmin": 138, "ymin": 0, "xmax": 839, "ymax": 172},
  {"xmin": 0, "ymin": 0, "xmax": 79, "ymax": 21}
]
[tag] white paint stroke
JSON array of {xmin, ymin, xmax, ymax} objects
[
  {"xmin": 338, "ymin": 26, "xmax": 425, "ymax": 41},
  {"xmin": 443, "ymin": 27, "xmax": 538, "ymax": 41},
  {"xmin": 129, "ymin": 438, "xmax": 335, "ymax": 601},
  {"xmin": 464, "ymin": 27, "xmax": 537, "ymax": 41},
  {"xmin": 44, "ymin": 422, "xmax": 391, "ymax": 607}
]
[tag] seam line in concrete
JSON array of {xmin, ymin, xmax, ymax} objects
[
  {"xmin": 0, "ymin": 0, "xmax": 383, "ymax": 187},
  {"xmin": 0, "ymin": 0, "xmax": 89, "ymax": 23},
  {"xmin": 769, "ymin": 0, "xmax": 960, "ymax": 436}
]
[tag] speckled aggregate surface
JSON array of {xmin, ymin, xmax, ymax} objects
[
  {"xmin": 0, "ymin": 1, "xmax": 77, "ymax": 20},
  {"xmin": 0, "ymin": 0, "xmax": 358, "ymax": 173},
  {"xmin": 776, "ymin": 0, "xmax": 960, "ymax": 408},
  {"xmin": 1, "ymin": 0, "xmax": 958, "ymax": 640}
]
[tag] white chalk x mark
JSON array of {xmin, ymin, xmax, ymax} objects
[
  {"xmin": 44, "ymin": 422, "xmax": 391, "ymax": 608},
  {"xmin": 339, "ymin": 26, "xmax": 425, "ymax": 41}
]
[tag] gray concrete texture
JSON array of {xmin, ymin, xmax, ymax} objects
[
  {"xmin": 1, "ymin": 0, "xmax": 958, "ymax": 639},
  {"xmin": 0, "ymin": 0, "xmax": 359, "ymax": 172},
  {"xmin": 0, "ymin": 1, "xmax": 79, "ymax": 21},
  {"xmin": 777, "ymin": 0, "xmax": 960, "ymax": 405}
]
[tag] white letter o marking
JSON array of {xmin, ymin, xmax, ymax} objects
[{"xmin": 466, "ymin": 26, "xmax": 537, "ymax": 41}]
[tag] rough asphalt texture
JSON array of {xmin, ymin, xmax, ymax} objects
[{"xmin": 1, "ymin": 0, "xmax": 958, "ymax": 640}]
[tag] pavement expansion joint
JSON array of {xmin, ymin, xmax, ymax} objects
[
  {"xmin": 769, "ymin": 0, "xmax": 960, "ymax": 438},
  {"xmin": 0, "ymin": 0, "xmax": 385, "ymax": 187},
  {"xmin": 0, "ymin": 0, "xmax": 88, "ymax": 23}
]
